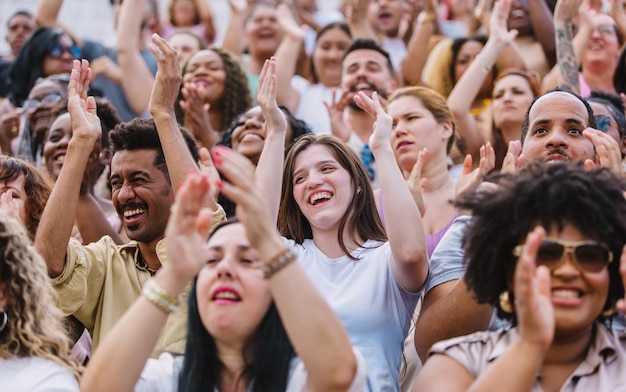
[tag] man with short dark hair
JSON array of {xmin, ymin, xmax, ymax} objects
[
  {"xmin": 413, "ymin": 88, "xmax": 622, "ymax": 362},
  {"xmin": 35, "ymin": 55, "xmax": 224, "ymax": 357}
]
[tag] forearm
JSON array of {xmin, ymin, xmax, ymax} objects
[
  {"xmin": 402, "ymin": 14, "xmax": 437, "ymax": 86},
  {"xmin": 415, "ymin": 279, "xmax": 493, "ymax": 360},
  {"xmin": 35, "ymin": 139, "xmax": 95, "ymax": 277},
  {"xmin": 255, "ymin": 126, "xmax": 287, "ymax": 224},
  {"xmin": 274, "ymin": 35, "xmax": 303, "ymax": 113},
  {"xmin": 221, "ymin": 11, "xmax": 247, "ymax": 57},
  {"xmin": 152, "ymin": 113, "xmax": 208, "ymax": 203},
  {"xmin": 375, "ymin": 147, "xmax": 428, "ymax": 292},
  {"xmin": 117, "ymin": 0, "xmax": 154, "ymax": 115},
  {"xmin": 35, "ymin": 0, "xmax": 62, "ymax": 27},
  {"xmin": 528, "ymin": 0, "xmax": 557, "ymax": 67},
  {"xmin": 554, "ymin": 19, "xmax": 580, "ymax": 93},
  {"xmin": 259, "ymin": 238, "xmax": 357, "ymax": 392}
]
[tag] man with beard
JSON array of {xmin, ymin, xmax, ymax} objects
[
  {"xmin": 335, "ymin": 38, "xmax": 398, "ymax": 187},
  {"xmin": 413, "ymin": 88, "xmax": 623, "ymax": 362},
  {"xmin": 35, "ymin": 57, "xmax": 225, "ymax": 357}
]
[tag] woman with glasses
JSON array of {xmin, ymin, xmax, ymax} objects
[
  {"xmin": 0, "ymin": 28, "xmax": 79, "ymax": 156},
  {"xmin": 543, "ymin": 0, "xmax": 623, "ymax": 96},
  {"xmin": 413, "ymin": 162, "xmax": 626, "ymax": 391}
]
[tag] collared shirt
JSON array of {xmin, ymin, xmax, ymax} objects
[
  {"xmin": 51, "ymin": 206, "xmax": 226, "ymax": 357},
  {"xmin": 430, "ymin": 322, "xmax": 626, "ymax": 391}
]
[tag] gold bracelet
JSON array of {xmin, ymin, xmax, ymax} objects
[
  {"xmin": 142, "ymin": 279, "xmax": 180, "ymax": 314},
  {"xmin": 261, "ymin": 247, "xmax": 297, "ymax": 279}
]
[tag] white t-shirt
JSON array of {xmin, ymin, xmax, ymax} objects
[
  {"xmin": 0, "ymin": 357, "xmax": 79, "ymax": 391},
  {"xmin": 291, "ymin": 77, "xmax": 337, "ymax": 136},
  {"xmin": 288, "ymin": 239, "xmax": 422, "ymax": 392},
  {"xmin": 135, "ymin": 349, "xmax": 367, "ymax": 391}
]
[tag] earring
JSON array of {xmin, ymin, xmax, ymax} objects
[
  {"xmin": 0, "ymin": 311, "xmax": 6, "ymax": 333},
  {"xmin": 601, "ymin": 306, "xmax": 616, "ymax": 318},
  {"xmin": 499, "ymin": 291, "xmax": 514, "ymax": 314},
  {"xmin": 356, "ymin": 188, "xmax": 361, "ymax": 195}
]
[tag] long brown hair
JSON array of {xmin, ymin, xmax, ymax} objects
[{"xmin": 278, "ymin": 135, "xmax": 386, "ymax": 259}]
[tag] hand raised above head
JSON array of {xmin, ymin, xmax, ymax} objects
[
  {"xmin": 149, "ymin": 34, "xmax": 182, "ymax": 117},
  {"xmin": 212, "ymin": 146, "xmax": 274, "ymax": 249},
  {"xmin": 257, "ymin": 58, "xmax": 287, "ymax": 137},
  {"xmin": 165, "ymin": 171, "xmax": 214, "ymax": 283},
  {"xmin": 68, "ymin": 59, "xmax": 101, "ymax": 145},
  {"xmin": 353, "ymin": 91, "xmax": 393, "ymax": 153}
]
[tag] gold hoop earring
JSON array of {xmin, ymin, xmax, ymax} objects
[
  {"xmin": 499, "ymin": 291, "xmax": 514, "ymax": 314},
  {"xmin": 601, "ymin": 306, "xmax": 616, "ymax": 318}
]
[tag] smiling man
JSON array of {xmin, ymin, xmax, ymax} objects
[
  {"xmin": 34, "ymin": 60, "xmax": 226, "ymax": 360},
  {"xmin": 413, "ymin": 87, "xmax": 623, "ymax": 363}
]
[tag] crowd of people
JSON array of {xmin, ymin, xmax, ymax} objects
[{"xmin": 1, "ymin": 0, "xmax": 626, "ymax": 390}]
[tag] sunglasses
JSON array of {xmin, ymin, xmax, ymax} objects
[
  {"xmin": 594, "ymin": 115, "xmax": 612, "ymax": 132},
  {"xmin": 47, "ymin": 42, "xmax": 82, "ymax": 59},
  {"xmin": 22, "ymin": 92, "xmax": 64, "ymax": 112},
  {"xmin": 513, "ymin": 238, "xmax": 613, "ymax": 273}
]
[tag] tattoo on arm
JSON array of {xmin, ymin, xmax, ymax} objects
[{"xmin": 555, "ymin": 21, "xmax": 579, "ymax": 93}]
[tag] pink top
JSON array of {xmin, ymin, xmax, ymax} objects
[{"xmin": 159, "ymin": 23, "xmax": 213, "ymax": 46}]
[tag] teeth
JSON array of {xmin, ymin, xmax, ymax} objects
[
  {"xmin": 310, "ymin": 192, "xmax": 332, "ymax": 205},
  {"xmin": 215, "ymin": 291, "xmax": 239, "ymax": 300},
  {"xmin": 356, "ymin": 83, "xmax": 371, "ymax": 90},
  {"xmin": 552, "ymin": 289, "xmax": 580, "ymax": 299},
  {"xmin": 124, "ymin": 208, "xmax": 145, "ymax": 218},
  {"xmin": 57, "ymin": 155, "xmax": 65, "ymax": 163}
]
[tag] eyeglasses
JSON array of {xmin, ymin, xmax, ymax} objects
[
  {"xmin": 595, "ymin": 24, "xmax": 617, "ymax": 36},
  {"xmin": 22, "ymin": 92, "xmax": 64, "ymax": 112},
  {"xmin": 594, "ymin": 115, "xmax": 612, "ymax": 132},
  {"xmin": 47, "ymin": 42, "xmax": 81, "ymax": 59},
  {"xmin": 513, "ymin": 238, "xmax": 613, "ymax": 273}
]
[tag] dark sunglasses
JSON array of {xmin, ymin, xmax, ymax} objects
[
  {"xmin": 594, "ymin": 115, "xmax": 612, "ymax": 132},
  {"xmin": 47, "ymin": 42, "xmax": 82, "ymax": 59},
  {"xmin": 513, "ymin": 238, "xmax": 613, "ymax": 273},
  {"xmin": 22, "ymin": 92, "xmax": 64, "ymax": 112}
]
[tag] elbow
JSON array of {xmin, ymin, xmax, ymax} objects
[{"xmin": 325, "ymin": 355, "xmax": 359, "ymax": 392}]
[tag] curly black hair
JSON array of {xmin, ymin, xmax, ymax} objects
[{"xmin": 457, "ymin": 162, "xmax": 626, "ymax": 324}]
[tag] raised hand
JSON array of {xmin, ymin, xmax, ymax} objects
[
  {"xmin": 405, "ymin": 148, "xmax": 428, "ymax": 217},
  {"xmin": 324, "ymin": 88, "xmax": 352, "ymax": 141},
  {"xmin": 0, "ymin": 190, "xmax": 22, "ymax": 222},
  {"xmin": 165, "ymin": 172, "xmax": 214, "ymax": 283},
  {"xmin": 583, "ymin": 128, "xmax": 623, "ymax": 174},
  {"xmin": 212, "ymin": 146, "xmax": 273, "ymax": 250},
  {"xmin": 148, "ymin": 34, "xmax": 182, "ymax": 117},
  {"xmin": 455, "ymin": 142, "xmax": 496, "ymax": 199},
  {"xmin": 180, "ymin": 82, "xmax": 217, "ymax": 148},
  {"xmin": 277, "ymin": 3, "xmax": 307, "ymax": 40},
  {"xmin": 68, "ymin": 59, "xmax": 101, "ymax": 146},
  {"xmin": 490, "ymin": 0, "xmax": 518, "ymax": 44},
  {"xmin": 354, "ymin": 91, "xmax": 393, "ymax": 153},
  {"xmin": 257, "ymin": 57, "xmax": 287, "ymax": 138},
  {"xmin": 501, "ymin": 140, "xmax": 525, "ymax": 174},
  {"xmin": 513, "ymin": 226, "xmax": 555, "ymax": 353}
]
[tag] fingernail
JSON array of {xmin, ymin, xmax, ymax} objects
[{"xmin": 216, "ymin": 180, "xmax": 223, "ymax": 189}]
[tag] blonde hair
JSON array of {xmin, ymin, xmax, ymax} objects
[{"xmin": 0, "ymin": 213, "xmax": 80, "ymax": 378}]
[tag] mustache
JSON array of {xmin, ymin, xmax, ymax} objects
[{"xmin": 545, "ymin": 149, "xmax": 570, "ymax": 159}]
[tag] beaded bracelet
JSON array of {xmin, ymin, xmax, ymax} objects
[
  {"xmin": 142, "ymin": 279, "xmax": 180, "ymax": 314},
  {"xmin": 261, "ymin": 247, "xmax": 297, "ymax": 279}
]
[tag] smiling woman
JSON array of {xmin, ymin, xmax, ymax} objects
[{"xmin": 412, "ymin": 162, "xmax": 626, "ymax": 391}]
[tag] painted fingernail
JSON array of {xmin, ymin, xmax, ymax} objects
[{"xmin": 216, "ymin": 180, "xmax": 223, "ymax": 189}]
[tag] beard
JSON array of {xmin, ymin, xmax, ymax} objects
[{"xmin": 347, "ymin": 82, "xmax": 389, "ymax": 111}]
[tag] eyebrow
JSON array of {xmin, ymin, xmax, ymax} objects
[
  {"xmin": 293, "ymin": 159, "xmax": 337, "ymax": 176},
  {"xmin": 110, "ymin": 170, "xmax": 152, "ymax": 180}
]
